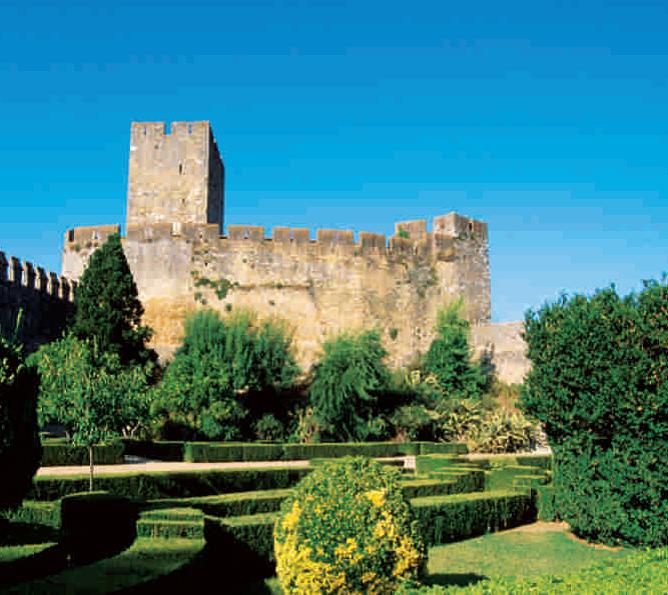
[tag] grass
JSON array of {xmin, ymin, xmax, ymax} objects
[
  {"xmin": 422, "ymin": 523, "xmax": 629, "ymax": 588},
  {"xmin": 0, "ymin": 544, "xmax": 55, "ymax": 564},
  {"xmin": 237, "ymin": 523, "xmax": 631, "ymax": 594},
  {"xmin": 4, "ymin": 538, "xmax": 204, "ymax": 594}
]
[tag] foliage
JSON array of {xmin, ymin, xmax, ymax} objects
[
  {"xmin": 287, "ymin": 406, "xmax": 321, "ymax": 444},
  {"xmin": 30, "ymin": 334, "xmax": 151, "ymax": 440},
  {"xmin": 422, "ymin": 300, "xmax": 491, "ymax": 399},
  {"xmin": 309, "ymin": 330, "xmax": 391, "ymax": 441},
  {"xmin": 253, "ymin": 413, "xmax": 286, "ymax": 441},
  {"xmin": 274, "ymin": 458, "xmax": 425, "ymax": 594},
  {"xmin": 521, "ymin": 281, "xmax": 668, "ymax": 546},
  {"xmin": 391, "ymin": 405, "xmax": 437, "ymax": 441},
  {"xmin": 71, "ymin": 233, "xmax": 155, "ymax": 367},
  {"xmin": 152, "ymin": 309, "xmax": 299, "ymax": 440},
  {"xmin": 0, "ymin": 320, "xmax": 41, "ymax": 513},
  {"xmin": 466, "ymin": 409, "xmax": 535, "ymax": 454}
]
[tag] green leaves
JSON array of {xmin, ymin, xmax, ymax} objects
[
  {"xmin": 521, "ymin": 281, "xmax": 668, "ymax": 546},
  {"xmin": 152, "ymin": 309, "xmax": 299, "ymax": 440},
  {"xmin": 308, "ymin": 330, "xmax": 391, "ymax": 441},
  {"xmin": 72, "ymin": 233, "xmax": 155, "ymax": 367}
]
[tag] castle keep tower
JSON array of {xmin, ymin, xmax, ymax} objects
[{"xmin": 126, "ymin": 121, "xmax": 224, "ymax": 232}]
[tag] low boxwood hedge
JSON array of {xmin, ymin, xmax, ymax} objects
[
  {"xmin": 41, "ymin": 443, "xmax": 124, "ymax": 467},
  {"xmin": 137, "ymin": 508, "xmax": 204, "ymax": 539},
  {"xmin": 60, "ymin": 492, "xmax": 138, "ymax": 564},
  {"xmin": 536, "ymin": 485, "xmax": 557, "ymax": 521},
  {"xmin": 204, "ymin": 512, "xmax": 277, "ymax": 580},
  {"xmin": 411, "ymin": 490, "xmax": 537, "ymax": 546},
  {"xmin": 30, "ymin": 467, "xmax": 311, "ymax": 501}
]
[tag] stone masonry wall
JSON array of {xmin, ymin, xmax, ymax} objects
[
  {"xmin": 66, "ymin": 212, "xmax": 491, "ymax": 370},
  {"xmin": 126, "ymin": 121, "xmax": 224, "ymax": 233},
  {"xmin": 0, "ymin": 251, "xmax": 74, "ymax": 351}
]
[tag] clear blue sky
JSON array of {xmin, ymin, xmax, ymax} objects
[{"xmin": 1, "ymin": 0, "xmax": 667, "ymax": 322}]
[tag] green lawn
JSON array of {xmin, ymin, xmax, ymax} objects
[
  {"xmin": 422, "ymin": 523, "xmax": 629, "ymax": 588},
  {"xmin": 241, "ymin": 523, "xmax": 630, "ymax": 594},
  {"xmin": 3, "ymin": 538, "xmax": 204, "ymax": 594}
]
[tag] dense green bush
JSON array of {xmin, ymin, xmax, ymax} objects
[
  {"xmin": 274, "ymin": 458, "xmax": 425, "ymax": 593},
  {"xmin": 522, "ymin": 282, "xmax": 668, "ymax": 546},
  {"xmin": 152, "ymin": 309, "xmax": 299, "ymax": 441},
  {"xmin": 0, "ymin": 328, "xmax": 41, "ymax": 513},
  {"xmin": 309, "ymin": 330, "xmax": 391, "ymax": 441},
  {"xmin": 60, "ymin": 491, "xmax": 138, "ymax": 564},
  {"xmin": 71, "ymin": 233, "xmax": 156, "ymax": 367},
  {"xmin": 423, "ymin": 300, "xmax": 490, "ymax": 399}
]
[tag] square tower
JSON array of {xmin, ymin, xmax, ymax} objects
[{"xmin": 126, "ymin": 121, "xmax": 224, "ymax": 232}]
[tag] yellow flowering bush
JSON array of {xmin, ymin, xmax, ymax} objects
[{"xmin": 274, "ymin": 457, "xmax": 425, "ymax": 594}]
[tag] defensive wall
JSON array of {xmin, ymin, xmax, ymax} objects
[{"xmin": 0, "ymin": 251, "xmax": 75, "ymax": 351}]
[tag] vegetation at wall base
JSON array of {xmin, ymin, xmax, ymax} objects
[
  {"xmin": 151, "ymin": 309, "xmax": 299, "ymax": 441},
  {"xmin": 71, "ymin": 232, "xmax": 155, "ymax": 367},
  {"xmin": 521, "ymin": 281, "xmax": 668, "ymax": 546},
  {"xmin": 0, "ymin": 319, "xmax": 41, "ymax": 514}
]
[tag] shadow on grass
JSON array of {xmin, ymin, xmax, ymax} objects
[
  {"xmin": 0, "ymin": 521, "xmax": 59, "ymax": 546},
  {"xmin": 0, "ymin": 544, "xmax": 68, "ymax": 588},
  {"xmin": 422, "ymin": 572, "xmax": 489, "ymax": 588}
]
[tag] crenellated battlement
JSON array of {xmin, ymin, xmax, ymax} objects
[{"xmin": 0, "ymin": 251, "xmax": 76, "ymax": 302}]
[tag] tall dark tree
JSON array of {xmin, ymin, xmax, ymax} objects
[
  {"xmin": 72, "ymin": 233, "xmax": 154, "ymax": 366},
  {"xmin": 0, "ymin": 314, "xmax": 41, "ymax": 514}
]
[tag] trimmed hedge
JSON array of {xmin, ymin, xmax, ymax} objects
[
  {"xmin": 415, "ymin": 454, "xmax": 476, "ymax": 475},
  {"xmin": 120, "ymin": 440, "xmax": 469, "ymax": 463},
  {"xmin": 60, "ymin": 492, "xmax": 138, "ymax": 564},
  {"xmin": 204, "ymin": 512, "xmax": 277, "ymax": 580},
  {"xmin": 486, "ymin": 464, "xmax": 549, "ymax": 492},
  {"xmin": 402, "ymin": 472, "xmax": 484, "ymax": 499},
  {"xmin": 410, "ymin": 491, "xmax": 536, "ymax": 546},
  {"xmin": 4, "ymin": 500, "xmax": 60, "ymax": 528},
  {"xmin": 137, "ymin": 508, "xmax": 204, "ymax": 539},
  {"xmin": 536, "ymin": 485, "xmax": 557, "ymax": 521},
  {"xmin": 121, "ymin": 439, "xmax": 185, "ymax": 462},
  {"xmin": 41, "ymin": 443, "xmax": 124, "ymax": 467},
  {"xmin": 145, "ymin": 489, "xmax": 293, "ymax": 518},
  {"xmin": 30, "ymin": 467, "xmax": 311, "ymax": 501}
]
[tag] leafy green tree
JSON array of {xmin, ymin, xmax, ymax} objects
[
  {"xmin": 0, "ymin": 316, "xmax": 40, "ymax": 513},
  {"xmin": 521, "ymin": 282, "xmax": 668, "ymax": 546},
  {"xmin": 308, "ymin": 329, "xmax": 391, "ymax": 441},
  {"xmin": 423, "ymin": 299, "xmax": 490, "ymax": 399},
  {"xmin": 152, "ymin": 309, "xmax": 299, "ymax": 440},
  {"xmin": 31, "ymin": 334, "xmax": 150, "ymax": 490},
  {"xmin": 72, "ymin": 233, "xmax": 155, "ymax": 367}
]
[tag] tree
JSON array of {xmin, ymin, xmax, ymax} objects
[
  {"xmin": 308, "ymin": 330, "xmax": 391, "ymax": 441},
  {"xmin": 423, "ymin": 299, "xmax": 490, "ymax": 399},
  {"xmin": 72, "ymin": 233, "xmax": 155, "ymax": 367},
  {"xmin": 0, "ymin": 316, "xmax": 41, "ymax": 514},
  {"xmin": 152, "ymin": 309, "xmax": 299, "ymax": 440},
  {"xmin": 521, "ymin": 282, "xmax": 668, "ymax": 546},
  {"xmin": 31, "ymin": 334, "xmax": 150, "ymax": 490}
]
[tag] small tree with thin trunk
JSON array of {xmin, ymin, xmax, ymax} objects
[{"xmin": 31, "ymin": 335, "xmax": 149, "ymax": 490}]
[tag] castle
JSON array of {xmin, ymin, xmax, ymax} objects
[{"xmin": 56, "ymin": 121, "xmax": 526, "ymax": 380}]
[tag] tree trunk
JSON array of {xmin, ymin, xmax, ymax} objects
[{"xmin": 88, "ymin": 446, "xmax": 94, "ymax": 492}]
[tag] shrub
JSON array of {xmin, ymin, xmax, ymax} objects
[
  {"xmin": 254, "ymin": 413, "xmax": 286, "ymax": 441},
  {"xmin": 521, "ymin": 281, "xmax": 668, "ymax": 546},
  {"xmin": 422, "ymin": 300, "xmax": 490, "ymax": 399},
  {"xmin": 309, "ymin": 330, "xmax": 391, "ymax": 441},
  {"xmin": 152, "ymin": 309, "xmax": 299, "ymax": 440},
  {"xmin": 0, "ymin": 324, "xmax": 41, "ymax": 514},
  {"xmin": 71, "ymin": 232, "xmax": 156, "ymax": 367},
  {"xmin": 60, "ymin": 491, "xmax": 138, "ymax": 564},
  {"xmin": 274, "ymin": 458, "xmax": 425, "ymax": 593},
  {"xmin": 467, "ymin": 409, "xmax": 536, "ymax": 453}
]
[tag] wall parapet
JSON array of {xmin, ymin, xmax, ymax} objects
[{"xmin": 0, "ymin": 251, "xmax": 76, "ymax": 302}]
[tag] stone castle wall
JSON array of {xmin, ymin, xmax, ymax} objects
[
  {"xmin": 63, "ymin": 212, "xmax": 492, "ymax": 370},
  {"xmin": 0, "ymin": 252, "xmax": 74, "ymax": 351}
]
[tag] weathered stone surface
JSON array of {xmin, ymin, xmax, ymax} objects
[{"xmin": 470, "ymin": 321, "xmax": 530, "ymax": 385}]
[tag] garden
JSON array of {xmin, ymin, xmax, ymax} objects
[{"xmin": 1, "ymin": 234, "xmax": 667, "ymax": 593}]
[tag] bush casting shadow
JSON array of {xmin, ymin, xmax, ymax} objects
[{"xmin": 422, "ymin": 572, "xmax": 488, "ymax": 588}]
